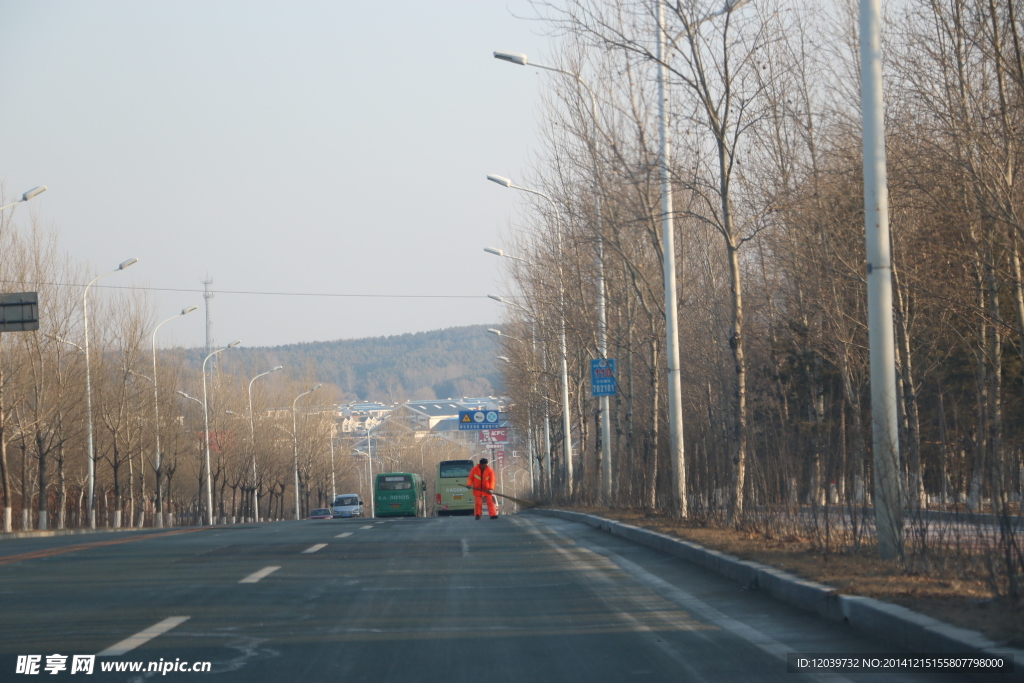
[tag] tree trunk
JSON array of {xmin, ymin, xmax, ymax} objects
[
  {"xmin": 20, "ymin": 437, "xmax": 29, "ymax": 530},
  {"xmin": 726, "ymin": 237, "xmax": 747, "ymax": 523},
  {"xmin": 646, "ymin": 340, "xmax": 659, "ymax": 512},
  {"xmin": 57, "ymin": 441, "xmax": 66, "ymax": 530},
  {"xmin": 893, "ymin": 269, "xmax": 924, "ymax": 509},
  {"xmin": 0, "ymin": 352, "xmax": 11, "ymax": 533},
  {"xmin": 36, "ymin": 432, "xmax": 47, "ymax": 530},
  {"xmin": 112, "ymin": 443, "xmax": 122, "ymax": 529}
]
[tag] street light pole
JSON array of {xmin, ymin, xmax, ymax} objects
[
  {"xmin": 483, "ymin": 246, "xmax": 530, "ymax": 264},
  {"xmin": 201, "ymin": 340, "xmax": 241, "ymax": 525},
  {"xmin": 488, "ymin": 326, "xmax": 549, "ymax": 497},
  {"xmin": 329, "ymin": 424, "xmax": 337, "ymax": 502},
  {"xmin": 493, "ymin": 51, "xmax": 614, "ymax": 505},
  {"xmin": 0, "ymin": 186, "xmax": 47, "ymax": 213},
  {"xmin": 354, "ymin": 450, "xmax": 372, "ymax": 517},
  {"xmin": 292, "ymin": 384, "xmax": 321, "ymax": 520},
  {"xmin": 487, "ymin": 174, "xmax": 574, "ymax": 498},
  {"xmin": 488, "ymin": 295, "xmax": 539, "ymax": 498},
  {"xmin": 176, "ymin": 391, "xmax": 203, "ymax": 524},
  {"xmin": 367, "ymin": 425, "xmax": 377, "ymax": 518},
  {"xmin": 151, "ymin": 306, "xmax": 197, "ymax": 528},
  {"xmin": 83, "ymin": 257, "xmax": 138, "ymax": 529},
  {"xmin": 248, "ymin": 366, "xmax": 283, "ymax": 522}
]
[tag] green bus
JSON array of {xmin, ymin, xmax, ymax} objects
[
  {"xmin": 374, "ymin": 472, "xmax": 427, "ymax": 517},
  {"xmin": 435, "ymin": 460, "xmax": 475, "ymax": 516}
]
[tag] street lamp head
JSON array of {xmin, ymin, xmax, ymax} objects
[
  {"xmin": 181, "ymin": 305, "xmax": 198, "ymax": 315},
  {"xmin": 177, "ymin": 390, "xmax": 189, "ymax": 398},
  {"xmin": 21, "ymin": 186, "xmax": 47, "ymax": 202},
  {"xmin": 487, "ymin": 294, "xmax": 505, "ymax": 303},
  {"xmin": 487, "ymin": 174, "xmax": 513, "ymax": 188},
  {"xmin": 494, "ymin": 51, "xmax": 528, "ymax": 65},
  {"xmin": 311, "ymin": 383, "xmax": 322, "ymax": 391},
  {"xmin": 118, "ymin": 258, "xmax": 138, "ymax": 270},
  {"xmin": 272, "ymin": 366, "xmax": 283, "ymax": 372},
  {"xmin": 227, "ymin": 340, "xmax": 241, "ymax": 349},
  {"xmin": 497, "ymin": 355, "xmax": 511, "ymax": 363},
  {"xmin": 487, "ymin": 328, "xmax": 502, "ymax": 336},
  {"xmin": 484, "ymin": 247, "xmax": 504, "ymax": 257}
]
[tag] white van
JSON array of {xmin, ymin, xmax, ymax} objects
[{"xmin": 332, "ymin": 494, "xmax": 364, "ymax": 518}]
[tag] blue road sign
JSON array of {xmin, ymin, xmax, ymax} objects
[
  {"xmin": 458, "ymin": 410, "xmax": 500, "ymax": 430},
  {"xmin": 590, "ymin": 358, "xmax": 616, "ymax": 397}
]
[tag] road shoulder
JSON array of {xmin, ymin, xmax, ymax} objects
[{"xmin": 527, "ymin": 508, "xmax": 1024, "ymax": 683}]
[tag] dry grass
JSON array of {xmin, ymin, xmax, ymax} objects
[{"xmin": 571, "ymin": 506, "xmax": 1024, "ymax": 648}]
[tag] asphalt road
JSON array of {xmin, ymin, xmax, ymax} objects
[{"xmin": 0, "ymin": 514, "xmax": 975, "ymax": 682}]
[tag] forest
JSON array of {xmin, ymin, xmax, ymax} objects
[
  {"xmin": 178, "ymin": 325, "xmax": 501, "ymax": 404},
  {"xmin": 491, "ymin": 0, "xmax": 1024, "ymax": 598},
  {"xmin": 0, "ymin": 209, "xmax": 499, "ymax": 535}
]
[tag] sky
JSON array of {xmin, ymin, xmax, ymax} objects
[{"xmin": 0, "ymin": 1, "xmax": 553, "ymax": 348}]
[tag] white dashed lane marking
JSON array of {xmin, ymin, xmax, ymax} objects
[
  {"xmin": 239, "ymin": 566, "xmax": 280, "ymax": 583},
  {"xmin": 302, "ymin": 544, "xmax": 327, "ymax": 554},
  {"xmin": 360, "ymin": 525, "xmax": 373, "ymax": 530},
  {"xmin": 97, "ymin": 616, "xmax": 190, "ymax": 656},
  {"xmin": 335, "ymin": 532, "xmax": 353, "ymax": 538}
]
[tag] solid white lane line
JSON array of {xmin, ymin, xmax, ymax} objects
[
  {"xmin": 335, "ymin": 532, "xmax": 353, "ymax": 538},
  {"xmin": 360, "ymin": 525, "xmax": 373, "ymax": 530},
  {"xmin": 98, "ymin": 616, "xmax": 190, "ymax": 656},
  {"xmin": 302, "ymin": 543, "xmax": 327, "ymax": 553},
  {"xmin": 239, "ymin": 566, "xmax": 281, "ymax": 583},
  {"xmin": 525, "ymin": 520, "xmax": 853, "ymax": 683}
]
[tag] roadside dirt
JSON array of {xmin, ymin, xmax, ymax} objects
[{"xmin": 571, "ymin": 507, "xmax": 1024, "ymax": 649}]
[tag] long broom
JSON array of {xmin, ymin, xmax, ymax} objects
[{"xmin": 458, "ymin": 484, "xmax": 537, "ymax": 509}]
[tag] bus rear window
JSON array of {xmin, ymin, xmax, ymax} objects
[
  {"xmin": 378, "ymin": 476, "xmax": 412, "ymax": 490},
  {"xmin": 439, "ymin": 461, "xmax": 472, "ymax": 478}
]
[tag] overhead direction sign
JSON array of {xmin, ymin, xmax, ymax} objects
[
  {"xmin": 458, "ymin": 410, "xmax": 500, "ymax": 431},
  {"xmin": 0, "ymin": 292, "xmax": 39, "ymax": 332},
  {"xmin": 590, "ymin": 358, "xmax": 616, "ymax": 397}
]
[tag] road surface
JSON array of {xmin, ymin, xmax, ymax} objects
[{"xmin": 0, "ymin": 514, "xmax": 972, "ymax": 682}]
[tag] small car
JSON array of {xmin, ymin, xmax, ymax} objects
[
  {"xmin": 332, "ymin": 494, "xmax": 364, "ymax": 518},
  {"xmin": 308, "ymin": 508, "xmax": 333, "ymax": 519}
]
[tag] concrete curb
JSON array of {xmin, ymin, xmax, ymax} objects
[{"xmin": 529, "ymin": 508, "xmax": 1023, "ymax": 681}]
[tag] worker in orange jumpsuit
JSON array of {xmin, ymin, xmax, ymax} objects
[{"xmin": 466, "ymin": 458, "xmax": 497, "ymax": 519}]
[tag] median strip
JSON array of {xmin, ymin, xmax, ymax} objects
[
  {"xmin": 98, "ymin": 616, "xmax": 190, "ymax": 656},
  {"xmin": 302, "ymin": 543, "xmax": 327, "ymax": 554},
  {"xmin": 239, "ymin": 566, "xmax": 280, "ymax": 583}
]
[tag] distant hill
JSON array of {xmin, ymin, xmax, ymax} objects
[{"xmin": 182, "ymin": 325, "xmax": 502, "ymax": 403}]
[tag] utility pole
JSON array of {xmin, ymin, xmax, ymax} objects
[
  {"xmin": 860, "ymin": 0, "xmax": 902, "ymax": 560},
  {"xmin": 657, "ymin": 1, "xmax": 687, "ymax": 517},
  {"xmin": 202, "ymin": 276, "xmax": 215, "ymax": 359}
]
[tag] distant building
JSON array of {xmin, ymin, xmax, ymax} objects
[
  {"xmin": 388, "ymin": 400, "xmax": 464, "ymax": 432},
  {"xmin": 338, "ymin": 402, "xmax": 392, "ymax": 435},
  {"xmin": 457, "ymin": 397, "xmax": 507, "ymax": 411},
  {"xmin": 341, "ymin": 396, "xmax": 511, "ymax": 460}
]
